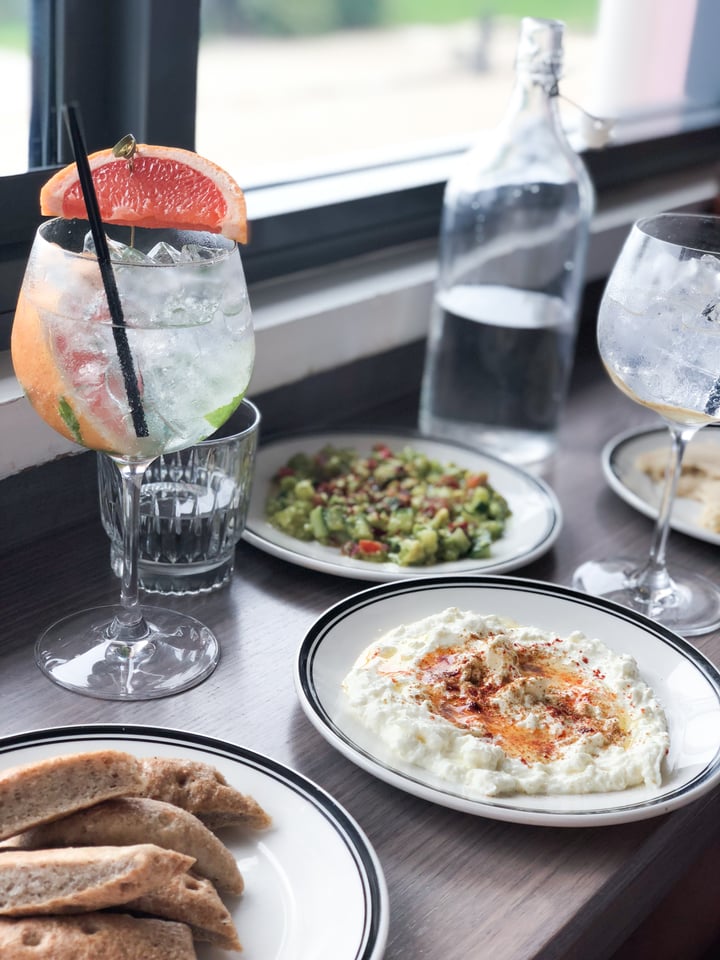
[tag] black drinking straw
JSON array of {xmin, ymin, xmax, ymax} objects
[{"xmin": 62, "ymin": 103, "xmax": 148, "ymax": 438}]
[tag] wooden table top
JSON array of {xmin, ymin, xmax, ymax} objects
[{"xmin": 1, "ymin": 352, "xmax": 719, "ymax": 960}]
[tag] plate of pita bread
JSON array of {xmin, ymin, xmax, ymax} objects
[{"xmin": 0, "ymin": 725, "xmax": 388, "ymax": 960}]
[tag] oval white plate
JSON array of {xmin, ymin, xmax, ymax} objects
[
  {"xmin": 603, "ymin": 425, "xmax": 720, "ymax": 546},
  {"xmin": 243, "ymin": 430, "xmax": 562, "ymax": 581},
  {"xmin": 0, "ymin": 726, "xmax": 388, "ymax": 960},
  {"xmin": 295, "ymin": 576, "xmax": 720, "ymax": 827}
]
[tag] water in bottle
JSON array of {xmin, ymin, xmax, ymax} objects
[{"xmin": 419, "ymin": 17, "xmax": 594, "ymax": 467}]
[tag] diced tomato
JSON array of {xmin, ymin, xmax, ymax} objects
[
  {"xmin": 275, "ymin": 466, "xmax": 295, "ymax": 478},
  {"xmin": 358, "ymin": 539, "xmax": 384, "ymax": 554},
  {"xmin": 439, "ymin": 474, "xmax": 460, "ymax": 488},
  {"xmin": 465, "ymin": 473, "xmax": 488, "ymax": 489}
]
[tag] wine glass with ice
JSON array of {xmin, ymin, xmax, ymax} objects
[
  {"xmin": 11, "ymin": 217, "xmax": 254, "ymax": 697},
  {"xmin": 573, "ymin": 212, "xmax": 720, "ymax": 636}
]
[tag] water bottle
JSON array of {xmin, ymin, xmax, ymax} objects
[{"xmin": 418, "ymin": 17, "xmax": 594, "ymax": 468}]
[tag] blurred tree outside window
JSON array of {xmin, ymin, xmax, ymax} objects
[
  {"xmin": 195, "ymin": 0, "xmax": 600, "ymax": 186},
  {"xmin": 0, "ymin": 0, "xmax": 30, "ymax": 175}
]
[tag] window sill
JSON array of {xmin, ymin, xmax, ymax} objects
[{"xmin": 1, "ymin": 162, "xmax": 716, "ymax": 479}]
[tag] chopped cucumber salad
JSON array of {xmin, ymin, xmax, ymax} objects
[{"xmin": 265, "ymin": 443, "xmax": 511, "ymax": 566}]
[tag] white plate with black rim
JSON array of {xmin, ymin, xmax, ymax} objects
[
  {"xmin": 0, "ymin": 725, "xmax": 388, "ymax": 960},
  {"xmin": 603, "ymin": 424, "xmax": 720, "ymax": 546},
  {"xmin": 243, "ymin": 430, "xmax": 562, "ymax": 581},
  {"xmin": 294, "ymin": 575, "xmax": 720, "ymax": 827}
]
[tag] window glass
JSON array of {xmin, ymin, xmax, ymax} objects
[
  {"xmin": 0, "ymin": 1, "xmax": 31, "ymax": 175},
  {"xmin": 196, "ymin": 0, "xmax": 720, "ymax": 189},
  {"xmin": 4, "ymin": 1, "xmax": 718, "ymax": 183},
  {"xmin": 588, "ymin": 0, "xmax": 720, "ymax": 138},
  {"xmin": 196, "ymin": 0, "xmax": 599, "ymax": 186}
]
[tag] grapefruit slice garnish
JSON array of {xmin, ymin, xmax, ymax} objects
[
  {"xmin": 11, "ymin": 291, "xmax": 125, "ymax": 453},
  {"xmin": 39, "ymin": 142, "xmax": 248, "ymax": 243}
]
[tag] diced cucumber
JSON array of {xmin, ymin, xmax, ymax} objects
[
  {"xmin": 324, "ymin": 505, "xmax": 347, "ymax": 533},
  {"xmin": 469, "ymin": 529, "xmax": 493, "ymax": 558},
  {"xmin": 430, "ymin": 506, "xmax": 450, "ymax": 529},
  {"xmin": 396, "ymin": 538, "xmax": 428, "ymax": 565},
  {"xmin": 387, "ymin": 507, "xmax": 414, "ymax": 535},
  {"xmin": 349, "ymin": 514, "xmax": 373, "ymax": 539},
  {"xmin": 440, "ymin": 526, "xmax": 471, "ymax": 561},
  {"xmin": 309, "ymin": 505, "xmax": 329, "ymax": 540},
  {"xmin": 293, "ymin": 479, "xmax": 315, "ymax": 501}
]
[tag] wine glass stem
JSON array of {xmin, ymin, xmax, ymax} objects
[
  {"xmin": 113, "ymin": 458, "xmax": 155, "ymax": 643},
  {"xmin": 632, "ymin": 422, "xmax": 698, "ymax": 601}
]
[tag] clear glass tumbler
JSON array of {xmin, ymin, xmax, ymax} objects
[{"xmin": 98, "ymin": 399, "xmax": 260, "ymax": 595}]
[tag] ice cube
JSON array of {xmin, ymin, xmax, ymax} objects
[
  {"xmin": 705, "ymin": 379, "xmax": 720, "ymax": 415},
  {"xmin": 180, "ymin": 243, "xmax": 222, "ymax": 262},
  {"xmin": 147, "ymin": 241, "xmax": 184, "ymax": 264},
  {"xmin": 113, "ymin": 243, "xmax": 151, "ymax": 264},
  {"xmin": 220, "ymin": 288, "xmax": 249, "ymax": 318},
  {"xmin": 83, "ymin": 231, "xmax": 150, "ymax": 264},
  {"xmin": 663, "ymin": 256, "xmax": 720, "ymax": 333}
]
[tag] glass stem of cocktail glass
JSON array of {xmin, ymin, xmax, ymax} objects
[
  {"xmin": 106, "ymin": 457, "xmax": 157, "ymax": 653},
  {"xmin": 628, "ymin": 421, "xmax": 700, "ymax": 615}
]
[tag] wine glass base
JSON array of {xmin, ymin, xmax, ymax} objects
[
  {"xmin": 34, "ymin": 605, "xmax": 220, "ymax": 700},
  {"xmin": 572, "ymin": 558, "xmax": 720, "ymax": 637}
]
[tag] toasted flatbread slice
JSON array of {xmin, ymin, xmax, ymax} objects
[
  {"xmin": 0, "ymin": 749, "xmax": 270, "ymax": 841},
  {"xmin": 0, "ymin": 751, "xmax": 144, "ymax": 841},
  {"xmin": 126, "ymin": 871, "xmax": 242, "ymax": 952},
  {"xmin": 140, "ymin": 757, "xmax": 271, "ymax": 831},
  {"xmin": 6, "ymin": 798, "xmax": 244, "ymax": 894},
  {"xmin": 0, "ymin": 913, "xmax": 197, "ymax": 959},
  {"xmin": 0, "ymin": 844, "xmax": 193, "ymax": 917}
]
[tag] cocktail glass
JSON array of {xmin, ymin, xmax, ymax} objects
[
  {"xmin": 12, "ymin": 218, "xmax": 254, "ymax": 698},
  {"xmin": 573, "ymin": 212, "xmax": 720, "ymax": 636}
]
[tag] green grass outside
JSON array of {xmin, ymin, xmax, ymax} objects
[
  {"xmin": 0, "ymin": 3, "xmax": 599, "ymax": 49},
  {"xmin": 0, "ymin": 20, "xmax": 28, "ymax": 50},
  {"xmin": 381, "ymin": 0, "xmax": 598, "ymax": 30}
]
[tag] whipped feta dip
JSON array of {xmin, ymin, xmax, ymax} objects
[{"xmin": 342, "ymin": 607, "xmax": 669, "ymax": 797}]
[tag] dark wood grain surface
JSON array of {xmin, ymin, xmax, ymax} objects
[{"xmin": 1, "ymin": 352, "xmax": 719, "ymax": 960}]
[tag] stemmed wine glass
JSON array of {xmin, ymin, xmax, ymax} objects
[
  {"xmin": 11, "ymin": 218, "xmax": 254, "ymax": 697},
  {"xmin": 573, "ymin": 212, "xmax": 720, "ymax": 636}
]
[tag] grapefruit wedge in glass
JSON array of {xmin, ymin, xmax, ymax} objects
[
  {"xmin": 39, "ymin": 142, "xmax": 248, "ymax": 242},
  {"xmin": 11, "ymin": 139, "xmax": 254, "ymax": 700}
]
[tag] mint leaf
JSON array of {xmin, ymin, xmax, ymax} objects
[{"xmin": 58, "ymin": 397, "xmax": 82, "ymax": 443}]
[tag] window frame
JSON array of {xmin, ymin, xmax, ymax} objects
[
  {"xmin": 2, "ymin": 0, "xmax": 720, "ymax": 338},
  {"xmin": 0, "ymin": 0, "xmax": 201, "ymax": 344}
]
